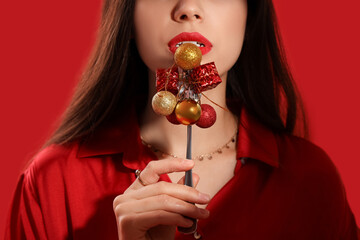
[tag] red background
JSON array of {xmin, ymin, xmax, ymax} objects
[{"xmin": 0, "ymin": 0, "xmax": 359, "ymax": 236}]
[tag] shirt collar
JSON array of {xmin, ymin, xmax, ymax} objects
[
  {"xmin": 236, "ymin": 108, "xmax": 279, "ymax": 168},
  {"xmin": 77, "ymin": 108, "xmax": 279, "ymax": 169},
  {"xmin": 76, "ymin": 110, "xmax": 149, "ymax": 170}
]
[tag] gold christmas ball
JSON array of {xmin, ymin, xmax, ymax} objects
[
  {"xmin": 174, "ymin": 43, "xmax": 202, "ymax": 70},
  {"xmin": 152, "ymin": 91, "xmax": 177, "ymax": 116},
  {"xmin": 175, "ymin": 99, "xmax": 202, "ymax": 125}
]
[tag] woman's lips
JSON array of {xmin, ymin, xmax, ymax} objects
[{"xmin": 168, "ymin": 32, "xmax": 212, "ymax": 55}]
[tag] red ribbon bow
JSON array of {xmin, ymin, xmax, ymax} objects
[{"xmin": 156, "ymin": 62, "xmax": 222, "ymax": 94}]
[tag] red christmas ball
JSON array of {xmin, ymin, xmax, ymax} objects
[
  {"xmin": 166, "ymin": 111, "xmax": 180, "ymax": 125},
  {"xmin": 196, "ymin": 104, "xmax": 217, "ymax": 128}
]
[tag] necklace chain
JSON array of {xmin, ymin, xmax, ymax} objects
[{"xmin": 141, "ymin": 131, "xmax": 237, "ymax": 161}]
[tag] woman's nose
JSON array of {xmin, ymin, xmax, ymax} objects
[{"xmin": 173, "ymin": 0, "xmax": 204, "ymax": 22}]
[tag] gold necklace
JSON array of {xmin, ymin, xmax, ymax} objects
[{"xmin": 141, "ymin": 131, "xmax": 237, "ymax": 161}]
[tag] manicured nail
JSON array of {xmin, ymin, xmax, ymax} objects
[
  {"xmin": 199, "ymin": 193, "xmax": 211, "ymax": 201},
  {"xmin": 199, "ymin": 208, "xmax": 210, "ymax": 216},
  {"xmin": 183, "ymin": 159, "xmax": 194, "ymax": 165}
]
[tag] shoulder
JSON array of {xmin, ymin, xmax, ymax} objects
[
  {"xmin": 276, "ymin": 134, "xmax": 338, "ymax": 175},
  {"xmin": 275, "ymin": 135, "xmax": 359, "ymax": 237},
  {"xmin": 29, "ymin": 143, "xmax": 77, "ymax": 171},
  {"xmin": 275, "ymin": 134, "xmax": 347, "ymax": 203},
  {"xmin": 23, "ymin": 143, "xmax": 79, "ymax": 189},
  {"xmin": 4, "ymin": 145, "xmax": 75, "ymax": 239},
  {"xmin": 276, "ymin": 134, "xmax": 347, "ymax": 207}
]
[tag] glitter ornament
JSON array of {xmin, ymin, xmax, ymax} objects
[
  {"xmin": 156, "ymin": 62, "xmax": 222, "ymax": 94},
  {"xmin": 174, "ymin": 43, "xmax": 202, "ymax": 70},
  {"xmin": 196, "ymin": 104, "xmax": 217, "ymax": 128},
  {"xmin": 175, "ymin": 99, "xmax": 202, "ymax": 125},
  {"xmin": 152, "ymin": 91, "xmax": 177, "ymax": 116}
]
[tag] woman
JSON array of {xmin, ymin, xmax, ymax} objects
[{"xmin": 5, "ymin": 0, "xmax": 359, "ymax": 239}]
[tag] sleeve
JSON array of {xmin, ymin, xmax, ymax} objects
[
  {"xmin": 4, "ymin": 169, "xmax": 48, "ymax": 240},
  {"xmin": 326, "ymin": 160, "xmax": 359, "ymax": 239},
  {"xmin": 339, "ymin": 192, "xmax": 359, "ymax": 240},
  {"xmin": 328, "ymin": 157, "xmax": 359, "ymax": 239},
  {"xmin": 295, "ymin": 137, "xmax": 359, "ymax": 239},
  {"xmin": 324, "ymin": 151, "xmax": 359, "ymax": 240}
]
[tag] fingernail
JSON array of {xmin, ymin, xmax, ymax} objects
[
  {"xmin": 199, "ymin": 208, "xmax": 210, "ymax": 216},
  {"xmin": 199, "ymin": 193, "xmax": 211, "ymax": 201},
  {"xmin": 185, "ymin": 218, "xmax": 194, "ymax": 226},
  {"xmin": 182, "ymin": 159, "xmax": 194, "ymax": 165}
]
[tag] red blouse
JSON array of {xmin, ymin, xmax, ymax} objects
[{"xmin": 5, "ymin": 109, "xmax": 359, "ymax": 239}]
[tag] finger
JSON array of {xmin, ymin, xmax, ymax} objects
[
  {"xmin": 114, "ymin": 195, "xmax": 209, "ymax": 219},
  {"xmin": 130, "ymin": 158, "xmax": 195, "ymax": 190},
  {"xmin": 114, "ymin": 194, "xmax": 210, "ymax": 220},
  {"xmin": 177, "ymin": 173, "xmax": 200, "ymax": 188},
  {"xmin": 118, "ymin": 210, "xmax": 194, "ymax": 236},
  {"xmin": 116, "ymin": 181, "xmax": 210, "ymax": 206}
]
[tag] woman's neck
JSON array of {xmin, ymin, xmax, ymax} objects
[{"xmin": 139, "ymin": 71, "xmax": 238, "ymax": 159}]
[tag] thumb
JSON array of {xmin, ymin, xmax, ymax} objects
[{"xmin": 177, "ymin": 173, "xmax": 200, "ymax": 188}]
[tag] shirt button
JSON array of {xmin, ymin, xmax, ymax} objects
[{"xmin": 193, "ymin": 231, "xmax": 202, "ymax": 239}]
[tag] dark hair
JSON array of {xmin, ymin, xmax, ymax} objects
[
  {"xmin": 227, "ymin": 0, "xmax": 307, "ymax": 136},
  {"xmin": 46, "ymin": 0, "xmax": 307, "ymax": 146}
]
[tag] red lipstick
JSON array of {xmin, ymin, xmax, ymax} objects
[{"xmin": 168, "ymin": 32, "xmax": 212, "ymax": 55}]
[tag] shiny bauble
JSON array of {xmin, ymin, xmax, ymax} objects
[
  {"xmin": 166, "ymin": 111, "xmax": 180, "ymax": 125},
  {"xmin": 175, "ymin": 99, "xmax": 202, "ymax": 125},
  {"xmin": 152, "ymin": 91, "xmax": 177, "ymax": 116},
  {"xmin": 196, "ymin": 104, "xmax": 217, "ymax": 128},
  {"xmin": 174, "ymin": 43, "xmax": 202, "ymax": 70}
]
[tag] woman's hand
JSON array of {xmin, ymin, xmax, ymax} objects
[{"xmin": 113, "ymin": 158, "xmax": 211, "ymax": 240}]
